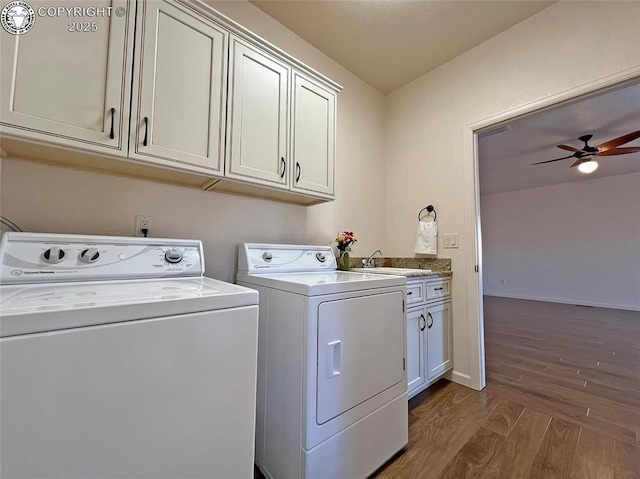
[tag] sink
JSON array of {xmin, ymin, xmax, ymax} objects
[{"xmin": 351, "ymin": 267, "xmax": 432, "ymax": 275}]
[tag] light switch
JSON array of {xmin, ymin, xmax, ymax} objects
[{"xmin": 443, "ymin": 233, "xmax": 459, "ymax": 249}]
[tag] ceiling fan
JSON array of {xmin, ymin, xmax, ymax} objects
[{"xmin": 532, "ymin": 130, "xmax": 640, "ymax": 171}]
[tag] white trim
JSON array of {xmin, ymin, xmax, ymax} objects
[
  {"xmin": 463, "ymin": 66, "xmax": 640, "ymax": 394},
  {"xmin": 484, "ymin": 293, "xmax": 640, "ymax": 313},
  {"xmin": 466, "ymin": 66, "xmax": 640, "ymax": 133},
  {"xmin": 449, "ymin": 370, "xmax": 473, "ymax": 388},
  {"xmin": 462, "ymin": 123, "xmax": 485, "ymax": 391}
]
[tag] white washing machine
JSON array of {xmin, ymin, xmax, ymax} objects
[
  {"xmin": 237, "ymin": 243, "xmax": 408, "ymax": 479},
  {"xmin": 0, "ymin": 233, "xmax": 259, "ymax": 479}
]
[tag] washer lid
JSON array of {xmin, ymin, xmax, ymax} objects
[
  {"xmin": 236, "ymin": 271, "xmax": 405, "ymax": 296},
  {"xmin": 0, "ymin": 277, "xmax": 258, "ymax": 337}
]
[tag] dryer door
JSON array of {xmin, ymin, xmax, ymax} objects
[{"xmin": 316, "ymin": 291, "xmax": 404, "ymax": 425}]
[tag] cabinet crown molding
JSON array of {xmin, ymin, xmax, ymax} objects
[{"xmin": 176, "ymin": 0, "xmax": 343, "ymax": 93}]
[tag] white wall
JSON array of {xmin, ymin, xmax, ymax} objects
[
  {"xmin": 0, "ymin": 158, "xmax": 309, "ymax": 283},
  {"xmin": 0, "ymin": 0, "xmax": 387, "ymax": 283},
  {"xmin": 481, "ymin": 173, "xmax": 640, "ymax": 311},
  {"xmin": 206, "ymin": 1, "xmax": 389, "ymax": 252},
  {"xmin": 2, "ymin": 0, "xmax": 640, "ymax": 390},
  {"xmin": 385, "ymin": 1, "xmax": 640, "ymax": 388}
]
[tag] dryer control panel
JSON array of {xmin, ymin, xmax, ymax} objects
[
  {"xmin": 0, "ymin": 233, "xmax": 204, "ymax": 284},
  {"xmin": 238, "ymin": 243, "xmax": 337, "ymax": 274}
]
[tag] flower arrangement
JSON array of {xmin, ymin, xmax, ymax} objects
[{"xmin": 335, "ymin": 231, "xmax": 357, "ymax": 251}]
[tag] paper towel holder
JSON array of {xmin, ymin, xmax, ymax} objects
[{"xmin": 418, "ymin": 204, "xmax": 437, "ymax": 222}]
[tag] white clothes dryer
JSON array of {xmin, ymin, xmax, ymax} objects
[{"xmin": 237, "ymin": 243, "xmax": 408, "ymax": 479}]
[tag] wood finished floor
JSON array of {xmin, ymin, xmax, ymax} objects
[
  {"xmin": 484, "ymin": 296, "xmax": 640, "ymax": 448},
  {"xmin": 372, "ymin": 297, "xmax": 640, "ymax": 478}
]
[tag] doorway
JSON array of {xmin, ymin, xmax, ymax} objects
[
  {"xmin": 471, "ymin": 78, "xmax": 640, "ymax": 444},
  {"xmin": 462, "ymin": 70, "xmax": 640, "ymax": 392}
]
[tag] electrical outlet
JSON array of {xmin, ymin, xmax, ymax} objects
[{"xmin": 135, "ymin": 215, "xmax": 154, "ymax": 237}]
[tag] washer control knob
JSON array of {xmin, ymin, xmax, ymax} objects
[
  {"xmin": 262, "ymin": 252, "xmax": 273, "ymax": 262},
  {"xmin": 43, "ymin": 247, "xmax": 65, "ymax": 264},
  {"xmin": 164, "ymin": 250, "xmax": 183, "ymax": 264},
  {"xmin": 316, "ymin": 252, "xmax": 326, "ymax": 262},
  {"xmin": 79, "ymin": 248, "xmax": 100, "ymax": 264}
]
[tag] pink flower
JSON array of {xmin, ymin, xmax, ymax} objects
[{"xmin": 335, "ymin": 231, "xmax": 357, "ymax": 251}]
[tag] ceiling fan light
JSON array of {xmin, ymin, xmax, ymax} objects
[{"xmin": 578, "ymin": 160, "xmax": 599, "ymax": 174}]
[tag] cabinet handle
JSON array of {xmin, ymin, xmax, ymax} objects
[
  {"xmin": 109, "ymin": 108, "xmax": 115, "ymax": 139},
  {"xmin": 407, "ymin": 291, "xmax": 413, "ymax": 296},
  {"xmin": 280, "ymin": 157, "xmax": 286, "ymax": 178},
  {"xmin": 419, "ymin": 314, "xmax": 426, "ymax": 332},
  {"xmin": 434, "ymin": 287, "xmax": 443, "ymax": 291},
  {"xmin": 427, "ymin": 312, "xmax": 433, "ymax": 329},
  {"xmin": 296, "ymin": 162, "xmax": 301, "ymax": 182},
  {"xmin": 143, "ymin": 117, "xmax": 149, "ymax": 146}
]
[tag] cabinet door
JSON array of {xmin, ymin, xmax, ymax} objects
[
  {"xmin": 129, "ymin": 0, "xmax": 227, "ymax": 175},
  {"xmin": 0, "ymin": 0, "xmax": 134, "ymax": 155},
  {"xmin": 426, "ymin": 300, "xmax": 452, "ymax": 382},
  {"xmin": 290, "ymin": 73, "xmax": 335, "ymax": 197},
  {"xmin": 406, "ymin": 307, "xmax": 426, "ymax": 396},
  {"xmin": 226, "ymin": 36, "xmax": 289, "ymax": 187}
]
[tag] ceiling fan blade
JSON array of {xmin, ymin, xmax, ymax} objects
[
  {"xmin": 596, "ymin": 130, "xmax": 640, "ymax": 151},
  {"xmin": 531, "ymin": 154, "xmax": 576, "ymax": 165},
  {"xmin": 557, "ymin": 144, "xmax": 581, "ymax": 152},
  {"xmin": 570, "ymin": 158, "xmax": 587, "ymax": 168},
  {"xmin": 597, "ymin": 147, "xmax": 640, "ymax": 156}
]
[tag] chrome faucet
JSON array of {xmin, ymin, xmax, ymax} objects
[{"xmin": 362, "ymin": 250, "xmax": 382, "ymax": 268}]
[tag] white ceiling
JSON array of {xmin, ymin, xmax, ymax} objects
[
  {"xmin": 243, "ymin": 0, "xmax": 639, "ymax": 195},
  {"xmin": 478, "ymin": 82, "xmax": 640, "ymax": 196},
  {"xmin": 249, "ymin": 0, "xmax": 556, "ymax": 94}
]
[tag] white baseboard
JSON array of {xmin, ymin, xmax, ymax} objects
[
  {"xmin": 483, "ymin": 293, "xmax": 640, "ymax": 312},
  {"xmin": 449, "ymin": 370, "xmax": 476, "ymax": 389}
]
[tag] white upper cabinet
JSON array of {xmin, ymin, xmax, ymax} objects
[
  {"xmin": 225, "ymin": 36, "xmax": 290, "ymax": 187},
  {"xmin": 0, "ymin": 0, "xmax": 134, "ymax": 155},
  {"xmin": 129, "ymin": 0, "xmax": 227, "ymax": 175},
  {"xmin": 225, "ymin": 37, "xmax": 339, "ymax": 200},
  {"xmin": 0, "ymin": 0, "xmax": 341, "ymax": 203},
  {"xmin": 290, "ymin": 73, "xmax": 335, "ymax": 197}
]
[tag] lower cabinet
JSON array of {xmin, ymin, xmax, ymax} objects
[
  {"xmin": 426, "ymin": 300, "xmax": 452, "ymax": 382},
  {"xmin": 406, "ymin": 307, "xmax": 427, "ymax": 393},
  {"xmin": 406, "ymin": 276, "xmax": 453, "ymax": 399}
]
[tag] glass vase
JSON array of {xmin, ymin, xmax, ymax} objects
[{"xmin": 338, "ymin": 248, "xmax": 350, "ymax": 271}]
